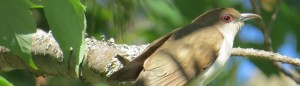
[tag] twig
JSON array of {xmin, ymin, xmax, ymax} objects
[
  {"xmin": 250, "ymin": 0, "xmax": 300, "ymax": 83},
  {"xmin": 267, "ymin": 0, "xmax": 280, "ymax": 33},
  {"xmin": 250, "ymin": 0, "xmax": 273, "ymax": 51},
  {"xmin": 232, "ymin": 47, "xmax": 300, "ymax": 83},
  {"xmin": 232, "ymin": 48, "xmax": 300, "ymax": 66}
]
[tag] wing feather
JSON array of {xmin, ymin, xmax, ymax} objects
[{"xmin": 135, "ymin": 24, "xmax": 223, "ymax": 86}]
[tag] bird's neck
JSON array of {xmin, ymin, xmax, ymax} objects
[{"xmin": 215, "ymin": 23, "xmax": 242, "ymax": 45}]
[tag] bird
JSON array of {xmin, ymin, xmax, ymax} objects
[{"xmin": 109, "ymin": 8, "xmax": 261, "ymax": 86}]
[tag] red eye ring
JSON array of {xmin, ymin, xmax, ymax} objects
[{"xmin": 222, "ymin": 15, "xmax": 233, "ymax": 23}]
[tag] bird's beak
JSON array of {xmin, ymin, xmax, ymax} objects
[{"xmin": 239, "ymin": 13, "xmax": 261, "ymax": 21}]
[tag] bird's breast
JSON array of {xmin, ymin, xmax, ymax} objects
[{"xmin": 188, "ymin": 38, "xmax": 232, "ymax": 86}]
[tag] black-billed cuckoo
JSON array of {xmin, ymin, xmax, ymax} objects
[{"xmin": 109, "ymin": 8, "xmax": 261, "ymax": 86}]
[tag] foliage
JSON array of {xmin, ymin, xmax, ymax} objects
[
  {"xmin": 0, "ymin": 0, "xmax": 37, "ymax": 69},
  {"xmin": 0, "ymin": 76, "xmax": 13, "ymax": 86},
  {"xmin": 43, "ymin": 0, "xmax": 86, "ymax": 77}
]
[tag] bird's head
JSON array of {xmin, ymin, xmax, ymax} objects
[{"xmin": 192, "ymin": 8, "xmax": 261, "ymax": 41}]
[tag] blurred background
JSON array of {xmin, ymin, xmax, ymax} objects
[{"xmin": 1, "ymin": 0, "xmax": 300, "ymax": 86}]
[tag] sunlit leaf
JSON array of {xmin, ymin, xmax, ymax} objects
[
  {"xmin": 0, "ymin": 76, "xmax": 13, "ymax": 86},
  {"xmin": 44, "ymin": 0, "xmax": 86, "ymax": 77}
]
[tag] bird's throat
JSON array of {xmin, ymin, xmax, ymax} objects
[{"xmin": 216, "ymin": 22, "xmax": 242, "ymax": 44}]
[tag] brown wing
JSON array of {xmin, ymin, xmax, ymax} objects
[
  {"xmin": 134, "ymin": 23, "xmax": 224, "ymax": 86},
  {"xmin": 109, "ymin": 29, "xmax": 180, "ymax": 81}
]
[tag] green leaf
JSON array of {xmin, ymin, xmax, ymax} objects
[
  {"xmin": 0, "ymin": 0, "xmax": 37, "ymax": 69},
  {"xmin": 144, "ymin": 0, "xmax": 183, "ymax": 26},
  {"xmin": 44, "ymin": 0, "xmax": 86, "ymax": 77},
  {"xmin": 26, "ymin": 0, "xmax": 43, "ymax": 8},
  {"xmin": 0, "ymin": 76, "xmax": 13, "ymax": 86}
]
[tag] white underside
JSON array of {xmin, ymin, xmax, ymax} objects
[{"xmin": 188, "ymin": 23, "xmax": 240, "ymax": 86}]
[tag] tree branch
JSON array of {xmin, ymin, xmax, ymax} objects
[
  {"xmin": 0, "ymin": 29, "xmax": 299, "ymax": 83},
  {"xmin": 232, "ymin": 47, "xmax": 300, "ymax": 66},
  {"xmin": 250, "ymin": 0, "xmax": 300, "ymax": 83}
]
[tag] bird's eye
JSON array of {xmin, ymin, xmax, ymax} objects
[{"xmin": 222, "ymin": 15, "xmax": 233, "ymax": 23}]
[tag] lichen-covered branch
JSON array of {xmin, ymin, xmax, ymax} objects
[
  {"xmin": 0, "ymin": 29, "xmax": 148, "ymax": 83},
  {"xmin": 0, "ymin": 29, "xmax": 300, "ymax": 83}
]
